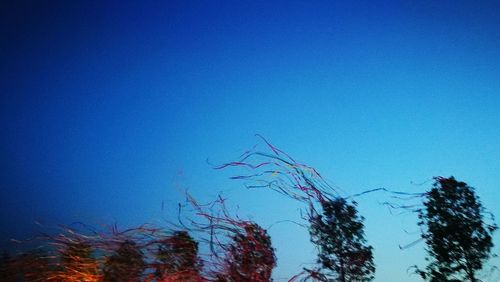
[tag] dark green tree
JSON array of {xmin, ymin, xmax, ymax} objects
[
  {"xmin": 221, "ymin": 222, "xmax": 276, "ymax": 282},
  {"xmin": 309, "ymin": 198, "xmax": 375, "ymax": 282},
  {"xmin": 417, "ymin": 177, "xmax": 497, "ymax": 282},
  {"xmin": 154, "ymin": 230, "xmax": 202, "ymax": 280},
  {"xmin": 103, "ymin": 240, "xmax": 145, "ymax": 282}
]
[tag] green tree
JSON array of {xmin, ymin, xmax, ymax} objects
[
  {"xmin": 103, "ymin": 240, "xmax": 145, "ymax": 282},
  {"xmin": 154, "ymin": 231, "xmax": 202, "ymax": 280},
  {"xmin": 221, "ymin": 222, "xmax": 276, "ymax": 282},
  {"xmin": 309, "ymin": 198, "xmax": 375, "ymax": 282},
  {"xmin": 417, "ymin": 177, "xmax": 497, "ymax": 282}
]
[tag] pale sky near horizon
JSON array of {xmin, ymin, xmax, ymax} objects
[{"xmin": 1, "ymin": 1, "xmax": 500, "ymax": 281}]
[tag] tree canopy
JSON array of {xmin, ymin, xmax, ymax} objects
[
  {"xmin": 103, "ymin": 240, "xmax": 145, "ymax": 282},
  {"xmin": 59, "ymin": 240, "xmax": 100, "ymax": 281},
  {"xmin": 309, "ymin": 198, "xmax": 375, "ymax": 282},
  {"xmin": 417, "ymin": 177, "xmax": 497, "ymax": 282},
  {"xmin": 220, "ymin": 222, "xmax": 276, "ymax": 282},
  {"xmin": 154, "ymin": 230, "xmax": 202, "ymax": 281}
]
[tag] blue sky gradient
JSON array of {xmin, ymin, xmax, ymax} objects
[{"xmin": 2, "ymin": 1, "xmax": 500, "ymax": 280}]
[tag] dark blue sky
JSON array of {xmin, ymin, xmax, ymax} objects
[{"xmin": 2, "ymin": 1, "xmax": 500, "ymax": 280}]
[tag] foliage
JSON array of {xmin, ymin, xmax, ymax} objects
[
  {"xmin": 0, "ymin": 250, "xmax": 15, "ymax": 281},
  {"xmin": 59, "ymin": 240, "xmax": 100, "ymax": 281},
  {"xmin": 0, "ymin": 249, "xmax": 53, "ymax": 281},
  {"xmin": 417, "ymin": 177, "xmax": 497, "ymax": 282},
  {"xmin": 220, "ymin": 222, "xmax": 276, "ymax": 282},
  {"xmin": 154, "ymin": 230, "xmax": 202, "ymax": 281},
  {"xmin": 309, "ymin": 198, "xmax": 375, "ymax": 282},
  {"xmin": 103, "ymin": 240, "xmax": 145, "ymax": 282}
]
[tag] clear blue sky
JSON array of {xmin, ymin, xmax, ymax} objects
[{"xmin": 1, "ymin": 1, "xmax": 500, "ymax": 281}]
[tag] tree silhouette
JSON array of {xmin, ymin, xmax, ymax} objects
[
  {"xmin": 103, "ymin": 240, "xmax": 145, "ymax": 282},
  {"xmin": 0, "ymin": 250, "xmax": 15, "ymax": 281},
  {"xmin": 309, "ymin": 198, "xmax": 375, "ymax": 282},
  {"xmin": 417, "ymin": 177, "xmax": 497, "ymax": 282},
  {"xmin": 154, "ymin": 230, "xmax": 202, "ymax": 281},
  {"xmin": 0, "ymin": 249, "xmax": 52, "ymax": 281},
  {"xmin": 220, "ymin": 222, "xmax": 276, "ymax": 282}
]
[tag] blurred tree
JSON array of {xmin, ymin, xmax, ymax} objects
[
  {"xmin": 154, "ymin": 230, "xmax": 202, "ymax": 281},
  {"xmin": 220, "ymin": 222, "xmax": 276, "ymax": 282},
  {"xmin": 417, "ymin": 177, "xmax": 497, "ymax": 282},
  {"xmin": 59, "ymin": 240, "xmax": 100, "ymax": 281},
  {"xmin": 2, "ymin": 249, "xmax": 54, "ymax": 281},
  {"xmin": 0, "ymin": 250, "xmax": 18, "ymax": 281},
  {"xmin": 103, "ymin": 240, "xmax": 145, "ymax": 282},
  {"xmin": 24, "ymin": 249, "xmax": 54, "ymax": 281},
  {"xmin": 309, "ymin": 198, "xmax": 375, "ymax": 282}
]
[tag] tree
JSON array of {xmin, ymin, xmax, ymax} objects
[
  {"xmin": 309, "ymin": 198, "xmax": 375, "ymax": 282},
  {"xmin": 103, "ymin": 240, "xmax": 145, "ymax": 282},
  {"xmin": 154, "ymin": 230, "xmax": 202, "ymax": 281},
  {"xmin": 0, "ymin": 249, "xmax": 54, "ymax": 281},
  {"xmin": 20, "ymin": 249, "xmax": 55, "ymax": 281},
  {"xmin": 220, "ymin": 222, "xmax": 276, "ymax": 282},
  {"xmin": 59, "ymin": 240, "xmax": 100, "ymax": 281},
  {"xmin": 0, "ymin": 250, "xmax": 15, "ymax": 281},
  {"xmin": 417, "ymin": 177, "xmax": 497, "ymax": 282}
]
